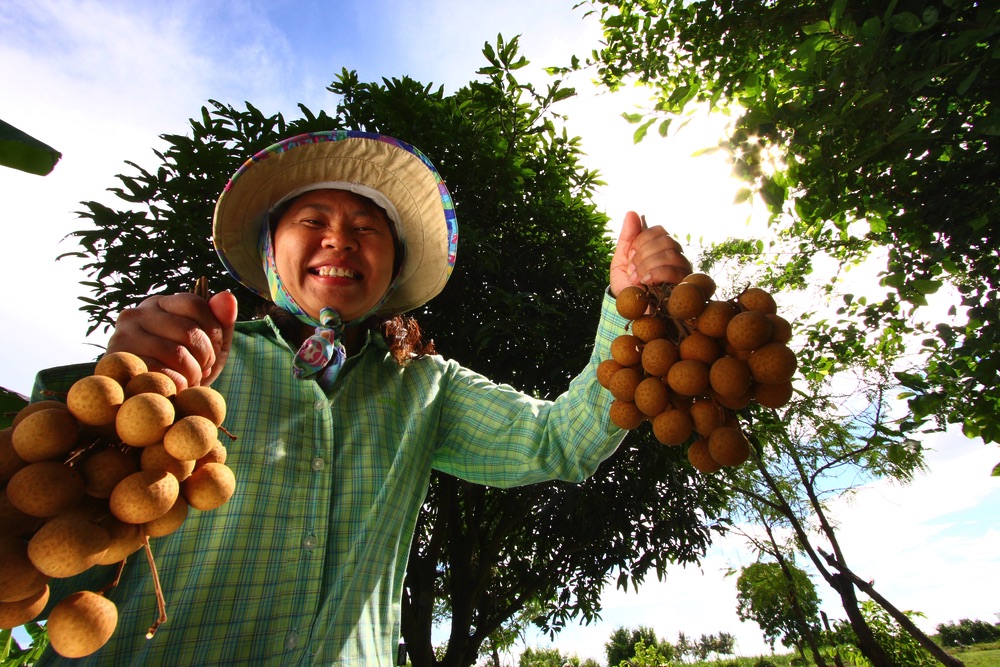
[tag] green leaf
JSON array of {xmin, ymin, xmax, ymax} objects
[
  {"xmin": 0, "ymin": 119, "xmax": 62, "ymax": 176},
  {"xmin": 993, "ymin": 461, "xmax": 1000, "ymax": 477},
  {"xmin": 889, "ymin": 12, "xmax": 922, "ymax": 33},
  {"xmin": 802, "ymin": 20, "xmax": 831, "ymax": 35},
  {"xmin": 632, "ymin": 117, "xmax": 656, "ymax": 144}
]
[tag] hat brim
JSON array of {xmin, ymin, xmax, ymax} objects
[{"xmin": 213, "ymin": 132, "xmax": 458, "ymax": 315}]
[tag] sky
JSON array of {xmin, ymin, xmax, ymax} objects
[{"xmin": 1, "ymin": 1, "xmax": 998, "ymax": 664}]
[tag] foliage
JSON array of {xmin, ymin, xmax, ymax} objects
[
  {"xmin": 824, "ymin": 601, "xmax": 936, "ymax": 667},
  {"xmin": 59, "ymin": 35, "xmax": 733, "ymax": 667},
  {"xmin": 0, "ymin": 624, "xmax": 49, "ymax": 667},
  {"xmin": 936, "ymin": 618, "xmax": 1000, "ymax": 647},
  {"xmin": 574, "ymin": 0, "xmax": 1000, "ymax": 462},
  {"xmin": 517, "ymin": 646, "xmax": 575, "ymax": 667},
  {"xmin": 0, "ymin": 118, "xmax": 61, "ymax": 176},
  {"xmin": 606, "ymin": 626, "xmax": 674, "ymax": 666},
  {"xmin": 736, "ymin": 561, "xmax": 822, "ymax": 653},
  {"xmin": 617, "ymin": 638, "xmax": 673, "ymax": 667}
]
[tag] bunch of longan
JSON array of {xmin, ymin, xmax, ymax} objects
[
  {"xmin": 0, "ymin": 351, "xmax": 235, "ymax": 658},
  {"xmin": 599, "ymin": 273, "xmax": 797, "ymax": 473}
]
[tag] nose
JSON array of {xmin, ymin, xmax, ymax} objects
[{"xmin": 320, "ymin": 221, "xmax": 357, "ymax": 251}]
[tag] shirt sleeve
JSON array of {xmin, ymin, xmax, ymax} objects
[{"xmin": 431, "ymin": 290, "xmax": 630, "ymax": 488}]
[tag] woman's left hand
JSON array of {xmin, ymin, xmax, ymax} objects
[{"xmin": 609, "ymin": 211, "xmax": 693, "ymax": 297}]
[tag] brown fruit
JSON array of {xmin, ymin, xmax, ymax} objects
[
  {"xmin": 708, "ymin": 427, "xmax": 751, "ymax": 466},
  {"xmin": 767, "ymin": 314, "xmax": 793, "ymax": 344},
  {"xmin": 80, "ymin": 448, "xmax": 140, "ymax": 498},
  {"xmin": 93, "ymin": 517, "xmax": 145, "ymax": 566},
  {"xmin": 689, "ymin": 398, "xmax": 723, "ymax": 437},
  {"xmin": 0, "ymin": 535, "xmax": 49, "ymax": 603},
  {"xmin": 666, "ymin": 282, "xmax": 707, "ymax": 320},
  {"xmin": 0, "ymin": 489, "xmax": 42, "ymax": 537},
  {"xmin": 175, "ymin": 386, "xmax": 228, "ymax": 427},
  {"xmin": 755, "ymin": 381, "xmax": 794, "ymax": 409},
  {"xmin": 141, "ymin": 444, "xmax": 195, "ymax": 482},
  {"xmin": 610, "ymin": 335, "xmax": 644, "ymax": 367},
  {"xmin": 738, "ymin": 287, "xmax": 777, "ymax": 314},
  {"xmin": 124, "ymin": 371, "xmax": 177, "ymax": 399},
  {"xmin": 116, "ymin": 393, "xmax": 175, "ymax": 447},
  {"xmin": 609, "ymin": 400, "xmax": 645, "ymax": 430},
  {"xmin": 0, "ymin": 427, "xmax": 28, "ymax": 484},
  {"xmin": 164, "ymin": 415, "xmax": 218, "ymax": 462},
  {"xmin": 27, "ymin": 514, "xmax": 110, "ymax": 578},
  {"xmin": 634, "ymin": 377, "xmax": 670, "ymax": 417},
  {"xmin": 109, "ymin": 469, "xmax": 180, "ymax": 524},
  {"xmin": 713, "ymin": 387, "xmax": 754, "ymax": 411},
  {"xmin": 695, "ymin": 300, "xmax": 738, "ymax": 338},
  {"xmin": 0, "ymin": 585, "xmax": 49, "ymax": 630},
  {"xmin": 608, "ymin": 367, "xmax": 644, "ymax": 402},
  {"xmin": 652, "ymin": 408, "xmax": 693, "ymax": 445},
  {"xmin": 182, "ymin": 462, "xmax": 236, "ymax": 511},
  {"xmin": 94, "ymin": 351, "xmax": 147, "ymax": 388},
  {"xmin": 196, "ymin": 441, "xmax": 228, "ymax": 469},
  {"xmin": 6, "ymin": 462, "xmax": 85, "ymax": 518},
  {"xmin": 12, "ymin": 400, "xmax": 69, "ymax": 428},
  {"xmin": 631, "ymin": 315, "xmax": 670, "ymax": 342},
  {"xmin": 687, "ymin": 438, "xmax": 723, "ymax": 473},
  {"xmin": 681, "ymin": 272, "xmax": 717, "ymax": 299},
  {"xmin": 596, "ymin": 359, "xmax": 624, "ymax": 389},
  {"xmin": 709, "ymin": 356, "xmax": 753, "ymax": 398},
  {"xmin": 679, "ymin": 331, "xmax": 722, "ymax": 365},
  {"xmin": 747, "ymin": 343, "xmax": 798, "ymax": 385},
  {"xmin": 67, "ymin": 375, "xmax": 124, "ymax": 427},
  {"xmin": 615, "ymin": 285, "xmax": 650, "ymax": 320},
  {"xmin": 47, "ymin": 591, "xmax": 118, "ymax": 658},
  {"xmin": 11, "ymin": 409, "xmax": 79, "ymax": 462},
  {"xmin": 145, "ymin": 496, "xmax": 189, "ymax": 537},
  {"xmin": 665, "ymin": 360, "xmax": 710, "ymax": 397},
  {"xmin": 641, "ymin": 338, "xmax": 679, "ymax": 377},
  {"xmin": 726, "ymin": 311, "xmax": 774, "ymax": 351}
]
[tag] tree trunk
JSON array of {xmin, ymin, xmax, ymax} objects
[
  {"xmin": 832, "ymin": 573, "xmax": 895, "ymax": 667},
  {"xmin": 822, "ymin": 611, "xmax": 847, "ymax": 667}
]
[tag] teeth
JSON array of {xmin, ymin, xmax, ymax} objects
[{"xmin": 316, "ymin": 266, "xmax": 358, "ymax": 278}]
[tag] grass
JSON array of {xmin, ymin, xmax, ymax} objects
[{"xmin": 683, "ymin": 641, "xmax": 1000, "ymax": 667}]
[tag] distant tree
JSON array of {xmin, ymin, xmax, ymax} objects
[
  {"xmin": 736, "ymin": 561, "xmax": 822, "ymax": 658},
  {"xmin": 935, "ymin": 619, "xmax": 1000, "ymax": 647},
  {"xmin": 605, "ymin": 626, "xmax": 673, "ymax": 666},
  {"xmin": 517, "ymin": 647, "xmax": 573, "ymax": 667},
  {"xmin": 618, "ymin": 639, "xmax": 672, "ymax": 667},
  {"xmin": 673, "ymin": 631, "xmax": 692, "ymax": 663}
]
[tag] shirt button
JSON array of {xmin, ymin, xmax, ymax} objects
[
  {"xmin": 302, "ymin": 534, "xmax": 318, "ymax": 550},
  {"xmin": 311, "ymin": 457, "xmax": 325, "ymax": 471},
  {"xmin": 313, "ymin": 400, "xmax": 327, "ymax": 411},
  {"xmin": 285, "ymin": 631, "xmax": 300, "ymax": 650}
]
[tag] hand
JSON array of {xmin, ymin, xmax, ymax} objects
[
  {"xmin": 609, "ymin": 211, "xmax": 693, "ymax": 297},
  {"xmin": 107, "ymin": 291, "xmax": 239, "ymax": 390}
]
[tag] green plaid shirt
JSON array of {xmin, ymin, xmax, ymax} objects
[{"xmin": 33, "ymin": 293, "xmax": 627, "ymax": 666}]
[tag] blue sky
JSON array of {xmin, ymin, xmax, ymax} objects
[{"xmin": 2, "ymin": 1, "xmax": 998, "ymax": 664}]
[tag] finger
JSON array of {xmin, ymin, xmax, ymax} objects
[{"xmin": 203, "ymin": 292, "xmax": 239, "ymax": 386}]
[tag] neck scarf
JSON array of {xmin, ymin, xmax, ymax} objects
[{"xmin": 262, "ymin": 228, "xmax": 395, "ymax": 391}]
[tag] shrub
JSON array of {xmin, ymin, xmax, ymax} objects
[{"xmin": 936, "ymin": 619, "xmax": 1000, "ymax": 647}]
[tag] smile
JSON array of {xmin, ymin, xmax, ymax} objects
[{"xmin": 314, "ymin": 266, "xmax": 360, "ymax": 279}]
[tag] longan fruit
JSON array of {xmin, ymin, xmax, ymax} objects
[
  {"xmin": 708, "ymin": 426, "xmax": 752, "ymax": 466},
  {"xmin": 12, "ymin": 408, "xmax": 79, "ymax": 462},
  {"xmin": 0, "ymin": 535, "xmax": 49, "ymax": 604},
  {"xmin": 666, "ymin": 359, "xmax": 710, "ymax": 397},
  {"xmin": 679, "ymin": 331, "xmax": 722, "ymax": 365},
  {"xmin": 609, "ymin": 400, "xmax": 645, "ymax": 430},
  {"xmin": 608, "ymin": 367, "xmax": 644, "ymax": 402},
  {"xmin": 163, "ymin": 415, "xmax": 218, "ymax": 462},
  {"xmin": 687, "ymin": 438, "xmax": 723, "ymax": 473},
  {"xmin": 145, "ymin": 496, "xmax": 189, "ymax": 538},
  {"xmin": 634, "ymin": 377, "xmax": 670, "ymax": 417},
  {"xmin": 94, "ymin": 351, "xmax": 147, "ymax": 388},
  {"xmin": 597, "ymin": 359, "xmax": 624, "ymax": 389},
  {"xmin": 755, "ymin": 381, "xmax": 795, "ymax": 409},
  {"xmin": 0, "ymin": 428, "xmax": 28, "ymax": 484},
  {"xmin": 116, "ymin": 393, "xmax": 175, "ymax": 447},
  {"xmin": 738, "ymin": 287, "xmax": 777, "ymax": 314},
  {"xmin": 709, "ymin": 356, "xmax": 753, "ymax": 399},
  {"xmin": 641, "ymin": 338, "xmax": 679, "ymax": 377},
  {"xmin": 616, "ymin": 285, "xmax": 650, "ymax": 320},
  {"xmin": 695, "ymin": 300, "xmax": 738, "ymax": 339},
  {"xmin": 47, "ymin": 591, "xmax": 118, "ymax": 658},
  {"xmin": 666, "ymin": 282, "xmax": 707, "ymax": 320},
  {"xmin": 27, "ymin": 514, "xmax": 110, "ymax": 578},
  {"xmin": 0, "ymin": 489, "xmax": 42, "ymax": 537},
  {"xmin": 767, "ymin": 314, "xmax": 793, "ymax": 344},
  {"xmin": 631, "ymin": 314, "xmax": 670, "ymax": 342},
  {"xmin": 681, "ymin": 272, "xmax": 717, "ymax": 299},
  {"xmin": 610, "ymin": 335, "xmax": 644, "ymax": 368},
  {"xmin": 182, "ymin": 462, "xmax": 236, "ymax": 511},
  {"xmin": 747, "ymin": 343, "xmax": 798, "ymax": 385},
  {"xmin": 652, "ymin": 408, "xmax": 693, "ymax": 446},
  {"xmin": 0, "ymin": 585, "xmax": 49, "ymax": 630},
  {"xmin": 141, "ymin": 444, "xmax": 195, "ymax": 482},
  {"xmin": 93, "ymin": 517, "xmax": 144, "ymax": 566},
  {"xmin": 80, "ymin": 448, "xmax": 140, "ymax": 499},
  {"xmin": 6, "ymin": 461, "xmax": 85, "ymax": 518},
  {"xmin": 67, "ymin": 375, "xmax": 124, "ymax": 427},
  {"xmin": 726, "ymin": 311, "xmax": 774, "ymax": 351},
  {"xmin": 689, "ymin": 398, "xmax": 723, "ymax": 437},
  {"xmin": 174, "ymin": 386, "xmax": 227, "ymax": 427},
  {"xmin": 12, "ymin": 400, "xmax": 69, "ymax": 428},
  {"xmin": 110, "ymin": 469, "xmax": 180, "ymax": 524},
  {"xmin": 196, "ymin": 441, "xmax": 228, "ymax": 469},
  {"xmin": 713, "ymin": 387, "xmax": 754, "ymax": 411},
  {"xmin": 124, "ymin": 371, "xmax": 177, "ymax": 399}
]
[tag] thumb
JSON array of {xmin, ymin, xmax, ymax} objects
[
  {"xmin": 203, "ymin": 291, "xmax": 238, "ymax": 386},
  {"xmin": 615, "ymin": 211, "xmax": 644, "ymax": 252},
  {"xmin": 610, "ymin": 211, "xmax": 645, "ymax": 296}
]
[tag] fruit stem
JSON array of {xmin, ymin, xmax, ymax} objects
[{"xmin": 142, "ymin": 537, "xmax": 168, "ymax": 639}]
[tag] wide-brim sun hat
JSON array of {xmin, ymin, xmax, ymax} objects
[{"xmin": 213, "ymin": 130, "xmax": 459, "ymax": 315}]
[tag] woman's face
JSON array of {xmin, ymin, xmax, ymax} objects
[{"xmin": 273, "ymin": 189, "xmax": 397, "ymax": 322}]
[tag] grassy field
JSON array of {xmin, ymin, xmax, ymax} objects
[{"xmin": 684, "ymin": 641, "xmax": 1000, "ymax": 667}]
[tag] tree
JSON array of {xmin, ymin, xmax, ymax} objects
[
  {"xmin": 574, "ymin": 0, "xmax": 1000, "ymax": 461},
  {"xmin": 605, "ymin": 626, "xmax": 674, "ymax": 666},
  {"xmin": 736, "ymin": 561, "xmax": 822, "ymax": 656},
  {"xmin": 61, "ymin": 36, "xmax": 733, "ymax": 666},
  {"xmin": 825, "ymin": 601, "xmax": 937, "ymax": 667}
]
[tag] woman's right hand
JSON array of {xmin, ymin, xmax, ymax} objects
[{"xmin": 106, "ymin": 291, "xmax": 239, "ymax": 390}]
